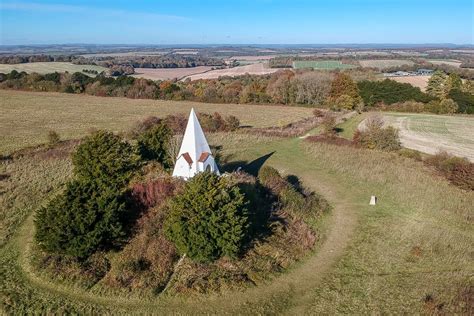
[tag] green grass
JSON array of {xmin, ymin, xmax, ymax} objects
[
  {"xmin": 0, "ymin": 62, "xmax": 106, "ymax": 75},
  {"xmin": 336, "ymin": 113, "xmax": 367, "ymax": 139},
  {"xmin": 1, "ymin": 132, "xmax": 472, "ymax": 313},
  {"xmin": 0, "ymin": 90, "xmax": 314, "ymax": 155},
  {"xmin": 292, "ymin": 60, "xmax": 356, "ymax": 70}
]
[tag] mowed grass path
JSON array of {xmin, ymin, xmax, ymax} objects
[
  {"xmin": 0, "ymin": 62, "xmax": 106, "ymax": 75},
  {"xmin": 2, "ymin": 135, "xmax": 473, "ymax": 314},
  {"xmin": 0, "ymin": 90, "xmax": 313, "ymax": 155},
  {"xmin": 382, "ymin": 113, "xmax": 474, "ymax": 161}
]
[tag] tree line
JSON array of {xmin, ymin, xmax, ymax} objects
[{"xmin": 1, "ymin": 68, "xmax": 472, "ymax": 114}]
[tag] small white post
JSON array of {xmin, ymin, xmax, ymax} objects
[{"xmin": 369, "ymin": 196, "xmax": 377, "ymax": 205}]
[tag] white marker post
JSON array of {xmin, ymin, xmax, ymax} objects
[{"xmin": 369, "ymin": 196, "xmax": 377, "ymax": 205}]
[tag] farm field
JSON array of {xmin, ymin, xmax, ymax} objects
[
  {"xmin": 80, "ymin": 51, "xmax": 168, "ymax": 58},
  {"xmin": 0, "ymin": 90, "xmax": 313, "ymax": 155},
  {"xmin": 0, "ymin": 62, "xmax": 106, "ymax": 75},
  {"xmin": 292, "ymin": 60, "xmax": 356, "ymax": 70},
  {"xmin": 359, "ymin": 59, "xmax": 415, "ymax": 69},
  {"xmin": 390, "ymin": 75, "xmax": 431, "ymax": 91},
  {"xmin": 132, "ymin": 66, "xmax": 214, "ymax": 80},
  {"xmin": 426, "ymin": 59, "xmax": 462, "ymax": 68},
  {"xmin": 230, "ymin": 55, "xmax": 276, "ymax": 61},
  {"xmin": 183, "ymin": 63, "xmax": 279, "ymax": 80},
  {"xmin": 382, "ymin": 113, "xmax": 474, "ymax": 161},
  {"xmin": 2, "ymin": 132, "xmax": 472, "ymax": 313}
]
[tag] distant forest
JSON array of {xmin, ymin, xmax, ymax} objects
[{"xmin": 0, "ymin": 54, "xmax": 225, "ymax": 69}]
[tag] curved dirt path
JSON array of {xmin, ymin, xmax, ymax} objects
[{"xmin": 14, "ymin": 139, "xmax": 360, "ymax": 313}]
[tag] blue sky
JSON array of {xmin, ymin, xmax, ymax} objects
[{"xmin": 0, "ymin": 0, "xmax": 472, "ymax": 45}]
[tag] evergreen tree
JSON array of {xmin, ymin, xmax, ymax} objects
[
  {"xmin": 136, "ymin": 122, "xmax": 172, "ymax": 167},
  {"xmin": 72, "ymin": 131, "xmax": 140, "ymax": 188},
  {"xmin": 444, "ymin": 73, "xmax": 463, "ymax": 95},
  {"xmin": 164, "ymin": 172, "xmax": 249, "ymax": 262},
  {"xmin": 426, "ymin": 70, "xmax": 447, "ymax": 98},
  {"xmin": 35, "ymin": 181, "xmax": 128, "ymax": 259},
  {"xmin": 35, "ymin": 131, "xmax": 139, "ymax": 259}
]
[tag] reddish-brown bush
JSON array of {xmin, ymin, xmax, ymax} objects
[
  {"xmin": 163, "ymin": 113, "xmax": 187, "ymax": 133},
  {"xmin": 424, "ymin": 151, "xmax": 474, "ymax": 191},
  {"xmin": 131, "ymin": 177, "xmax": 178, "ymax": 209}
]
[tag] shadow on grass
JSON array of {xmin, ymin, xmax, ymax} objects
[{"xmin": 221, "ymin": 151, "xmax": 275, "ymax": 177}]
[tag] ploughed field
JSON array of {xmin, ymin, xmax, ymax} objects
[
  {"xmin": 0, "ymin": 90, "xmax": 313, "ymax": 155},
  {"xmin": 383, "ymin": 113, "xmax": 474, "ymax": 161}
]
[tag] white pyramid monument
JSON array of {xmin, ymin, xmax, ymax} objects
[{"xmin": 172, "ymin": 108, "xmax": 220, "ymax": 180}]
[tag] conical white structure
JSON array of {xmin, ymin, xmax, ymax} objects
[{"xmin": 172, "ymin": 108, "xmax": 220, "ymax": 180}]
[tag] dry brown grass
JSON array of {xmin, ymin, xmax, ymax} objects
[{"xmin": 0, "ymin": 90, "xmax": 313, "ymax": 155}]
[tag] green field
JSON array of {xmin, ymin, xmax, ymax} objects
[
  {"xmin": 0, "ymin": 90, "xmax": 314, "ymax": 155},
  {"xmin": 0, "ymin": 62, "xmax": 106, "ymax": 75},
  {"xmin": 292, "ymin": 60, "xmax": 356, "ymax": 70},
  {"xmin": 2, "ymin": 133, "xmax": 472, "ymax": 313}
]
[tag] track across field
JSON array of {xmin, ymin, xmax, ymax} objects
[{"xmin": 383, "ymin": 113, "xmax": 474, "ymax": 161}]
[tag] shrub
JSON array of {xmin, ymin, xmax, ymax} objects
[
  {"xmin": 164, "ymin": 172, "xmax": 249, "ymax": 262},
  {"xmin": 35, "ymin": 180, "xmax": 129, "ymax": 259},
  {"xmin": 164, "ymin": 113, "xmax": 187, "ymax": 133},
  {"xmin": 47, "ymin": 130, "xmax": 60, "ymax": 147},
  {"xmin": 313, "ymin": 108, "xmax": 325, "ymax": 117},
  {"xmin": 353, "ymin": 115, "xmax": 401, "ymax": 151},
  {"xmin": 136, "ymin": 122, "xmax": 172, "ymax": 166},
  {"xmin": 321, "ymin": 113, "xmax": 336, "ymax": 134},
  {"xmin": 426, "ymin": 98, "xmax": 459, "ymax": 114},
  {"xmin": 131, "ymin": 177, "xmax": 178, "ymax": 210},
  {"xmin": 383, "ymin": 101, "xmax": 426, "ymax": 113},
  {"xmin": 72, "ymin": 131, "xmax": 140, "ymax": 188},
  {"xmin": 398, "ymin": 148, "xmax": 422, "ymax": 161},
  {"xmin": 225, "ymin": 115, "xmax": 240, "ymax": 131},
  {"xmin": 424, "ymin": 152, "xmax": 473, "ymax": 190},
  {"xmin": 129, "ymin": 116, "xmax": 162, "ymax": 137},
  {"xmin": 258, "ymin": 166, "xmax": 288, "ymax": 195},
  {"xmin": 448, "ymin": 89, "xmax": 474, "ymax": 114},
  {"xmin": 332, "ymin": 94, "xmax": 358, "ymax": 110}
]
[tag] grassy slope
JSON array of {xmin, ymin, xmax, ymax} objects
[
  {"xmin": 2, "ymin": 134, "xmax": 472, "ymax": 314},
  {"xmin": 336, "ymin": 113, "xmax": 367, "ymax": 139},
  {"xmin": 0, "ymin": 62, "xmax": 106, "ymax": 75},
  {"xmin": 0, "ymin": 90, "xmax": 313, "ymax": 155}
]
